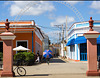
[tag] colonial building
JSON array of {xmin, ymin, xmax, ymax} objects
[
  {"xmin": 0, "ymin": 20, "xmax": 44, "ymax": 55},
  {"xmin": 66, "ymin": 21, "xmax": 100, "ymax": 61}
]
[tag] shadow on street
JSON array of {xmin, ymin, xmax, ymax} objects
[
  {"xmin": 41, "ymin": 57, "xmax": 66, "ymax": 63},
  {"xmin": 49, "ymin": 58, "xmax": 66, "ymax": 63},
  {"xmin": 15, "ymin": 73, "xmax": 86, "ymax": 77},
  {"xmin": 15, "ymin": 74, "xmax": 50, "ymax": 77}
]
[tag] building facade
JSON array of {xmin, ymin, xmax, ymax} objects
[
  {"xmin": 60, "ymin": 41, "xmax": 67, "ymax": 58},
  {"xmin": 0, "ymin": 20, "xmax": 44, "ymax": 55},
  {"xmin": 49, "ymin": 44, "xmax": 60, "ymax": 57},
  {"xmin": 66, "ymin": 21, "xmax": 100, "ymax": 61},
  {"xmin": 42, "ymin": 32, "xmax": 49, "ymax": 51}
]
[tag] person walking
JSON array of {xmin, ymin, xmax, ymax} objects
[
  {"xmin": 36, "ymin": 51, "xmax": 40, "ymax": 63},
  {"xmin": 46, "ymin": 55, "xmax": 50, "ymax": 65},
  {"xmin": 43, "ymin": 49, "xmax": 53, "ymax": 65}
]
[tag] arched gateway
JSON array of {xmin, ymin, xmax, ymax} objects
[{"xmin": 1, "ymin": 2, "xmax": 98, "ymax": 77}]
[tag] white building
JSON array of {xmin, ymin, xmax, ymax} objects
[{"xmin": 66, "ymin": 21, "xmax": 100, "ymax": 61}]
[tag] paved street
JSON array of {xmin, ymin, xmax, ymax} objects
[{"xmin": 2, "ymin": 57, "xmax": 100, "ymax": 78}]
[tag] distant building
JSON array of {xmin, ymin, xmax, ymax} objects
[
  {"xmin": 42, "ymin": 32, "xmax": 49, "ymax": 51},
  {"xmin": 49, "ymin": 44, "xmax": 54, "ymax": 56},
  {"xmin": 0, "ymin": 20, "xmax": 44, "ymax": 55},
  {"xmin": 60, "ymin": 41, "xmax": 67, "ymax": 58},
  {"xmin": 49, "ymin": 44, "xmax": 60, "ymax": 57},
  {"xmin": 66, "ymin": 21, "xmax": 100, "ymax": 61}
]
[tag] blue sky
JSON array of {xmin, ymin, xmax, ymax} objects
[{"xmin": 0, "ymin": 1, "xmax": 100, "ymax": 43}]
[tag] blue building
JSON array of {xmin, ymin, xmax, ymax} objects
[{"xmin": 66, "ymin": 21, "xmax": 100, "ymax": 61}]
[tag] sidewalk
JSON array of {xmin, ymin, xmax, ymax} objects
[
  {"xmin": 58, "ymin": 56, "xmax": 87, "ymax": 63},
  {"xmin": 1, "ymin": 57, "xmax": 100, "ymax": 78}
]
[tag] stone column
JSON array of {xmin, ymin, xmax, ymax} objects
[
  {"xmin": 0, "ymin": 19, "xmax": 16, "ymax": 77},
  {"xmin": 84, "ymin": 17, "xmax": 100, "ymax": 76}
]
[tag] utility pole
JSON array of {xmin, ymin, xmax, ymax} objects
[
  {"xmin": 54, "ymin": 24, "xmax": 62, "ymax": 57},
  {"xmin": 62, "ymin": 24, "xmax": 65, "ymax": 58},
  {"xmin": 54, "ymin": 25, "xmax": 62, "ymax": 43},
  {"xmin": 66, "ymin": 16, "xmax": 68, "ymax": 59},
  {"xmin": 62, "ymin": 24, "xmax": 64, "ymax": 41},
  {"xmin": 66, "ymin": 16, "xmax": 68, "ymax": 41},
  {"xmin": 54, "ymin": 24, "xmax": 65, "ymax": 57},
  {"xmin": 59, "ymin": 33, "xmax": 61, "ymax": 42}
]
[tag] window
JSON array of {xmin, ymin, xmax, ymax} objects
[{"xmin": 16, "ymin": 40, "xmax": 28, "ymax": 53}]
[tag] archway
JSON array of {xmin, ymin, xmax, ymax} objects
[
  {"xmin": 12, "ymin": 1, "xmax": 84, "ymax": 33},
  {"xmin": 9, "ymin": 1, "xmax": 86, "ymax": 77}
]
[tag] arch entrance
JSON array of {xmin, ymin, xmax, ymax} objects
[
  {"xmin": 13, "ymin": 1, "xmax": 84, "ymax": 33},
  {"xmin": 0, "ymin": 1, "xmax": 86, "ymax": 77}
]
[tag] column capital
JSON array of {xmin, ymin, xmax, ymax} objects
[
  {"xmin": 0, "ymin": 32, "xmax": 16, "ymax": 40},
  {"xmin": 83, "ymin": 31, "xmax": 100, "ymax": 39}
]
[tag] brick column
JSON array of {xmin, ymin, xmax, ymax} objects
[
  {"xmin": 0, "ymin": 19, "xmax": 16, "ymax": 77},
  {"xmin": 0, "ymin": 32, "xmax": 16, "ymax": 77},
  {"xmin": 86, "ymin": 37, "xmax": 99, "ymax": 76},
  {"xmin": 84, "ymin": 17, "xmax": 100, "ymax": 76},
  {"xmin": 1, "ymin": 40, "xmax": 14, "ymax": 77}
]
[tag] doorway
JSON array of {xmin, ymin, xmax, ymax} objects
[{"xmin": 80, "ymin": 43, "xmax": 87, "ymax": 61}]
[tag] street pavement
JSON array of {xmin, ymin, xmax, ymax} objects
[{"xmin": 1, "ymin": 57, "xmax": 100, "ymax": 78}]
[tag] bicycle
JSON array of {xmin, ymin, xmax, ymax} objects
[{"xmin": 13, "ymin": 59, "xmax": 26, "ymax": 76}]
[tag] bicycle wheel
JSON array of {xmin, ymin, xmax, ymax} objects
[{"xmin": 17, "ymin": 67, "xmax": 26, "ymax": 76}]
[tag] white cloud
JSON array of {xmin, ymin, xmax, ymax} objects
[
  {"xmin": 50, "ymin": 16, "xmax": 75, "ymax": 28},
  {"xmin": 66, "ymin": 1, "xmax": 79, "ymax": 5},
  {"xmin": 90, "ymin": 1, "xmax": 100, "ymax": 13},
  {"xmin": 89, "ymin": 10, "xmax": 95, "ymax": 15},
  {"xmin": 67, "ymin": 16, "xmax": 75, "ymax": 23},
  {"xmin": 4, "ymin": 2, "xmax": 11, "ymax": 6},
  {"xmin": 90, "ymin": 1, "xmax": 100, "ymax": 10},
  {"xmin": 47, "ymin": 30, "xmax": 60, "ymax": 39},
  {"xmin": 2, "ymin": 2, "xmax": 12, "ymax": 8},
  {"xmin": 47, "ymin": 13, "xmax": 56, "ymax": 20},
  {"xmin": 10, "ymin": 1, "xmax": 55, "ymax": 16},
  {"xmin": 50, "ymin": 16, "xmax": 66, "ymax": 27}
]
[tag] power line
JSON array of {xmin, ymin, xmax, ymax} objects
[{"xmin": 37, "ymin": 25, "xmax": 60, "ymax": 30}]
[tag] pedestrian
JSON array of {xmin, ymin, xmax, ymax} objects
[
  {"xmin": 46, "ymin": 55, "xmax": 50, "ymax": 65},
  {"xmin": 36, "ymin": 51, "xmax": 40, "ymax": 63}
]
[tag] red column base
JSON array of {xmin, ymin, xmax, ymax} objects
[
  {"xmin": 86, "ymin": 71, "xmax": 99, "ymax": 76},
  {"xmin": 1, "ymin": 71, "xmax": 15, "ymax": 77},
  {"xmin": 98, "ymin": 69, "xmax": 100, "ymax": 72}
]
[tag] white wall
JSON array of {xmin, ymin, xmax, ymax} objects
[
  {"xmin": 78, "ymin": 44, "xmax": 80, "ymax": 60},
  {"xmin": 61, "ymin": 43, "xmax": 64, "ymax": 57}
]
